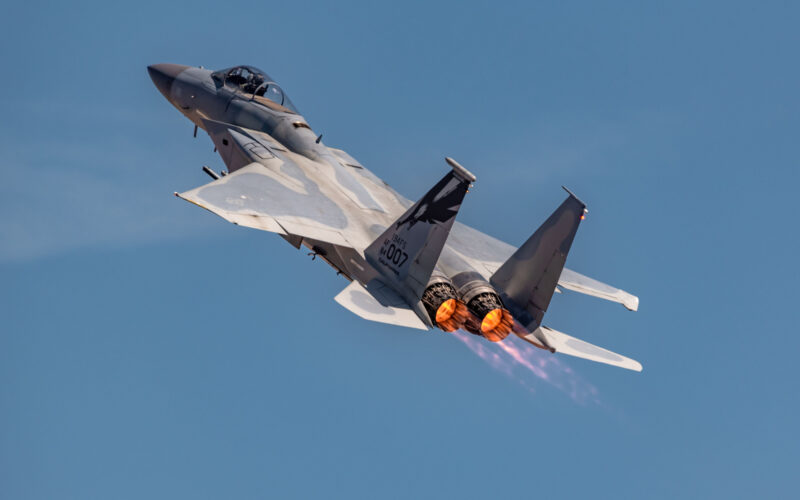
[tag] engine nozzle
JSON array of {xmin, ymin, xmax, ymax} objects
[
  {"xmin": 464, "ymin": 291, "xmax": 514, "ymax": 342},
  {"xmin": 422, "ymin": 280, "xmax": 468, "ymax": 332},
  {"xmin": 479, "ymin": 307, "xmax": 514, "ymax": 342}
]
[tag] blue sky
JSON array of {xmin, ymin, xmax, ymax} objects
[{"xmin": 1, "ymin": 1, "xmax": 798, "ymax": 498}]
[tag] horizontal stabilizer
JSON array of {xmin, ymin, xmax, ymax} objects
[
  {"xmin": 558, "ymin": 268, "xmax": 639, "ymax": 311},
  {"xmin": 334, "ymin": 280, "xmax": 428, "ymax": 330},
  {"xmin": 517, "ymin": 326, "xmax": 642, "ymax": 372}
]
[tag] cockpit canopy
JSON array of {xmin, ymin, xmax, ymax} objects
[{"xmin": 212, "ymin": 65, "xmax": 299, "ymax": 114}]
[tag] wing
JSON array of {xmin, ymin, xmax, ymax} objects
[
  {"xmin": 176, "ymin": 161, "xmax": 353, "ymax": 247},
  {"xmin": 446, "ymin": 222, "xmax": 639, "ymax": 311},
  {"xmin": 176, "ymin": 118, "xmax": 414, "ymax": 250}
]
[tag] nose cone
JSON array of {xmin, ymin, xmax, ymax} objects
[{"xmin": 147, "ymin": 63, "xmax": 189, "ymax": 99}]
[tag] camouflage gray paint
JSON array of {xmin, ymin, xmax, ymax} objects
[{"xmin": 148, "ymin": 63, "xmax": 643, "ymax": 371}]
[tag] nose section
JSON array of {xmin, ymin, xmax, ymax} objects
[{"xmin": 147, "ymin": 63, "xmax": 189, "ymax": 99}]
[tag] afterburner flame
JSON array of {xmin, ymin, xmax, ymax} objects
[
  {"xmin": 436, "ymin": 300, "xmax": 468, "ymax": 332},
  {"xmin": 481, "ymin": 309, "xmax": 503, "ymax": 332},
  {"xmin": 480, "ymin": 308, "xmax": 514, "ymax": 342},
  {"xmin": 436, "ymin": 299, "xmax": 457, "ymax": 323}
]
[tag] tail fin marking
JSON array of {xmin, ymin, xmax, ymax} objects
[
  {"xmin": 364, "ymin": 158, "xmax": 474, "ymax": 299},
  {"xmin": 491, "ymin": 189, "xmax": 586, "ymax": 329}
]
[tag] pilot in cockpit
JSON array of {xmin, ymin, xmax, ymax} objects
[
  {"xmin": 216, "ymin": 65, "xmax": 298, "ymax": 114},
  {"xmin": 225, "ymin": 67, "xmax": 250, "ymax": 86},
  {"xmin": 224, "ymin": 67, "xmax": 265, "ymax": 94},
  {"xmin": 242, "ymin": 74, "xmax": 264, "ymax": 94}
]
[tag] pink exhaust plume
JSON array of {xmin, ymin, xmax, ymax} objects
[{"xmin": 453, "ymin": 331, "xmax": 599, "ymax": 404}]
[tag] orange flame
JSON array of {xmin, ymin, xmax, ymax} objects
[
  {"xmin": 480, "ymin": 309, "xmax": 514, "ymax": 342},
  {"xmin": 481, "ymin": 309, "xmax": 503, "ymax": 331},
  {"xmin": 436, "ymin": 299, "xmax": 456, "ymax": 323},
  {"xmin": 436, "ymin": 300, "xmax": 469, "ymax": 332}
]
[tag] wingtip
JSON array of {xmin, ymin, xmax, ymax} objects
[{"xmin": 623, "ymin": 295, "xmax": 640, "ymax": 312}]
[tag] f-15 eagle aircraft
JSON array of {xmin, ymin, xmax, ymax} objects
[{"xmin": 148, "ymin": 63, "xmax": 642, "ymax": 371}]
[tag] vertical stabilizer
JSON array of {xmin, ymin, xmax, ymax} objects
[
  {"xmin": 365, "ymin": 158, "xmax": 474, "ymax": 300},
  {"xmin": 490, "ymin": 189, "xmax": 587, "ymax": 329}
]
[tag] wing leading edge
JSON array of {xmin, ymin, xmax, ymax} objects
[{"xmin": 176, "ymin": 162, "xmax": 353, "ymax": 248}]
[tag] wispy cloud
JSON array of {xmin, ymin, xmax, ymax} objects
[
  {"xmin": 0, "ymin": 165, "xmax": 213, "ymax": 262},
  {"xmin": 0, "ymin": 100, "xmax": 220, "ymax": 262},
  {"xmin": 453, "ymin": 331, "xmax": 599, "ymax": 405}
]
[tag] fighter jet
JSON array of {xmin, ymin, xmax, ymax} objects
[{"xmin": 148, "ymin": 63, "xmax": 642, "ymax": 371}]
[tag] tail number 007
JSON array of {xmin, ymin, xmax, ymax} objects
[{"xmin": 380, "ymin": 240, "xmax": 408, "ymax": 269}]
